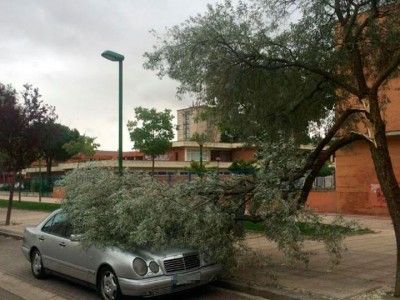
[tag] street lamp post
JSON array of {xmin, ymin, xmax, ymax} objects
[{"xmin": 101, "ymin": 50, "xmax": 125, "ymax": 175}]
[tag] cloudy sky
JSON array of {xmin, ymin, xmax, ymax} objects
[{"xmin": 0, "ymin": 0, "xmax": 217, "ymax": 150}]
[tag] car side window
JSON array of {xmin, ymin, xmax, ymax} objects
[
  {"xmin": 41, "ymin": 216, "xmax": 55, "ymax": 233},
  {"xmin": 41, "ymin": 213, "xmax": 69, "ymax": 238},
  {"xmin": 64, "ymin": 222, "xmax": 73, "ymax": 238}
]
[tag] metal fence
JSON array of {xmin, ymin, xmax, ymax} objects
[
  {"xmin": 0, "ymin": 190, "xmax": 53, "ymax": 198},
  {"xmin": 129, "ymin": 172, "xmax": 336, "ymax": 189},
  {"xmin": 312, "ymin": 175, "xmax": 335, "ymax": 190}
]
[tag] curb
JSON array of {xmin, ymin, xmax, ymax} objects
[
  {"xmin": 0, "ymin": 229, "xmax": 23, "ymax": 240},
  {"xmin": 213, "ymin": 280, "xmax": 312, "ymax": 300}
]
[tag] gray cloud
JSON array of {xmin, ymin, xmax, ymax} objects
[{"xmin": 0, "ymin": 0, "xmax": 215, "ymax": 150}]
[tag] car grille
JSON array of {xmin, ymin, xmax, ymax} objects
[{"xmin": 163, "ymin": 254, "xmax": 200, "ymax": 273}]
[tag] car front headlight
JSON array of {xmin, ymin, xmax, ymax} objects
[
  {"xmin": 149, "ymin": 261, "xmax": 159, "ymax": 273},
  {"xmin": 132, "ymin": 257, "xmax": 148, "ymax": 276}
]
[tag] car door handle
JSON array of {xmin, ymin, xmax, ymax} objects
[
  {"xmin": 59, "ymin": 242, "xmax": 66, "ymax": 247},
  {"xmin": 38, "ymin": 236, "xmax": 45, "ymax": 241}
]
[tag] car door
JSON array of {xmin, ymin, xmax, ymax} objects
[
  {"xmin": 39, "ymin": 212, "xmax": 95, "ymax": 282},
  {"xmin": 39, "ymin": 212, "xmax": 70, "ymax": 274},
  {"xmin": 60, "ymin": 223, "xmax": 96, "ymax": 282}
]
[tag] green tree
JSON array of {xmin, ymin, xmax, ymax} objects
[
  {"xmin": 228, "ymin": 160, "xmax": 258, "ymax": 175},
  {"xmin": 0, "ymin": 83, "xmax": 55, "ymax": 225},
  {"xmin": 127, "ymin": 107, "xmax": 174, "ymax": 175},
  {"xmin": 187, "ymin": 160, "xmax": 209, "ymax": 176},
  {"xmin": 62, "ymin": 135, "xmax": 99, "ymax": 159},
  {"xmin": 39, "ymin": 122, "xmax": 80, "ymax": 187},
  {"xmin": 190, "ymin": 132, "xmax": 209, "ymax": 168},
  {"xmin": 145, "ymin": 0, "xmax": 400, "ymax": 294}
]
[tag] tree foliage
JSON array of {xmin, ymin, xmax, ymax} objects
[
  {"xmin": 0, "ymin": 84, "xmax": 55, "ymax": 172},
  {"xmin": 254, "ymin": 137, "xmax": 349, "ymax": 264},
  {"xmin": 61, "ymin": 168, "xmax": 242, "ymax": 266},
  {"xmin": 144, "ymin": 1, "xmax": 338, "ymax": 143},
  {"xmin": 61, "ymin": 140, "xmax": 359, "ymax": 269},
  {"xmin": 0, "ymin": 83, "xmax": 55, "ymax": 224},
  {"xmin": 62, "ymin": 135, "xmax": 99, "ymax": 158},
  {"xmin": 228, "ymin": 160, "xmax": 258, "ymax": 175},
  {"xmin": 39, "ymin": 122, "xmax": 80, "ymax": 186},
  {"xmin": 127, "ymin": 107, "xmax": 174, "ymax": 173},
  {"xmin": 190, "ymin": 132, "xmax": 210, "ymax": 168}
]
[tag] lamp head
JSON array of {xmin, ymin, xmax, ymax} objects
[{"xmin": 101, "ymin": 50, "xmax": 125, "ymax": 62}]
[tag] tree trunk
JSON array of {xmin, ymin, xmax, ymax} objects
[
  {"xmin": 368, "ymin": 93, "xmax": 400, "ymax": 296},
  {"xmin": 370, "ymin": 139, "xmax": 400, "ymax": 296},
  {"xmin": 39, "ymin": 159, "xmax": 42, "ymax": 203},
  {"xmin": 199, "ymin": 144, "xmax": 203, "ymax": 168},
  {"xmin": 18, "ymin": 171, "xmax": 22, "ymax": 202},
  {"xmin": 151, "ymin": 156, "xmax": 155, "ymax": 177},
  {"xmin": 298, "ymin": 134, "xmax": 364, "ymax": 207},
  {"xmin": 46, "ymin": 157, "xmax": 53, "ymax": 189},
  {"xmin": 5, "ymin": 171, "xmax": 16, "ymax": 226}
]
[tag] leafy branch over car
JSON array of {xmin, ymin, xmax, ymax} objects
[{"xmin": 60, "ymin": 137, "xmax": 359, "ymax": 273}]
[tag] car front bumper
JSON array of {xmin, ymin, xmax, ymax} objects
[{"xmin": 118, "ymin": 264, "xmax": 222, "ymax": 297}]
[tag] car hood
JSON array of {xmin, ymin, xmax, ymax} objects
[{"xmin": 113, "ymin": 246, "xmax": 198, "ymax": 261}]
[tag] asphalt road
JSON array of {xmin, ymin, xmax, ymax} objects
[
  {"xmin": 0, "ymin": 236, "xmax": 262, "ymax": 300},
  {"xmin": 0, "ymin": 286, "xmax": 23, "ymax": 300}
]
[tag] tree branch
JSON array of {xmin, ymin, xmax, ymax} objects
[
  {"xmin": 297, "ymin": 132, "xmax": 369, "ymax": 207},
  {"xmin": 371, "ymin": 52, "xmax": 400, "ymax": 93},
  {"xmin": 290, "ymin": 107, "xmax": 368, "ymax": 182},
  {"xmin": 214, "ymin": 38, "xmax": 362, "ymax": 98},
  {"xmin": 258, "ymin": 58, "xmax": 363, "ymax": 97}
]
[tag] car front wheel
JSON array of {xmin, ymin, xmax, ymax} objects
[
  {"xmin": 98, "ymin": 267, "xmax": 122, "ymax": 300},
  {"xmin": 30, "ymin": 249, "xmax": 46, "ymax": 279}
]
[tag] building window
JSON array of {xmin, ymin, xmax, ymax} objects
[
  {"xmin": 183, "ymin": 111, "xmax": 191, "ymax": 140},
  {"xmin": 187, "ymin": 149, "xmax": 209, "ymax": 162}
]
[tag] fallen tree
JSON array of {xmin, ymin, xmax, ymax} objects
[
  {"xmin": 144, "ymin": 0, "xmax": 400, "ymax": 293},
  {"xmin": 61, "ymin": 140, "xmax": 361, "ymax": 269}
]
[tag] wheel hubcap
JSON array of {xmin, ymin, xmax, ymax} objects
[
  {"xmin": 102, "ymin": 272, "xmax": 117, "ymax": 300},
  {"xmin": 32, "ymin": 253, "xmax": 42, "ymax": 275}
]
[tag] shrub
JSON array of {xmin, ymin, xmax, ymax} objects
[{"xmin": 228, "ymin": 160, "xmax": 258, "ymax": 175}]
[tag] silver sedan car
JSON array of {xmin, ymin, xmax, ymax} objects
[{"xmin": 22, "ymin": 209, "xmax": 222, "ymax": 299}]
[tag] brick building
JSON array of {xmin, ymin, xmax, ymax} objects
[{"xmin": 307, "ymin": 74, "xmax": 400, "ymax": 216}]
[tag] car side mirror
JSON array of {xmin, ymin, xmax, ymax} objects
[{"xmin": 70, "ymin": 234, "xmax": 82, "ymax": 242}]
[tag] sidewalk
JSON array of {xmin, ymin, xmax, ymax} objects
[
  {"xmin": 0, "ymin": 208, "xmax": 49, "ymax": 234},
  {"xmin": 234, "ymin": 214, "xmax": 396, "ymax": 299},
  {"xmin": 0, "ymin": 191, "xmax": 61, "ymax": 204},
  {"xmin": 0, "ymin": 209, "xmax": 397, "ymax": 299}
]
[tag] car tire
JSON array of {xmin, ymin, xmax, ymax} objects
[
  {"xmin": 30, "ymin": 249, "xmax": 47, "ymax": 279},
  {"xmin": 98, "ymin": 267, "xmax": 123, "ymax": 300}
]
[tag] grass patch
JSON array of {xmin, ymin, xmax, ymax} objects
[
  {"xmin": 244, "ymin": 220, "xmax": 373, "ymax": 236},
  {"xmin": 243, "ymin": 220, "xmax": 265, "ymax": 232},
  {"xmin": 297, "ymin": 222, "xmax": 373, "ymax": 236},
  {"xmin": 0, "ymin": 199, "xmax": 61, "ymax": 212}
]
